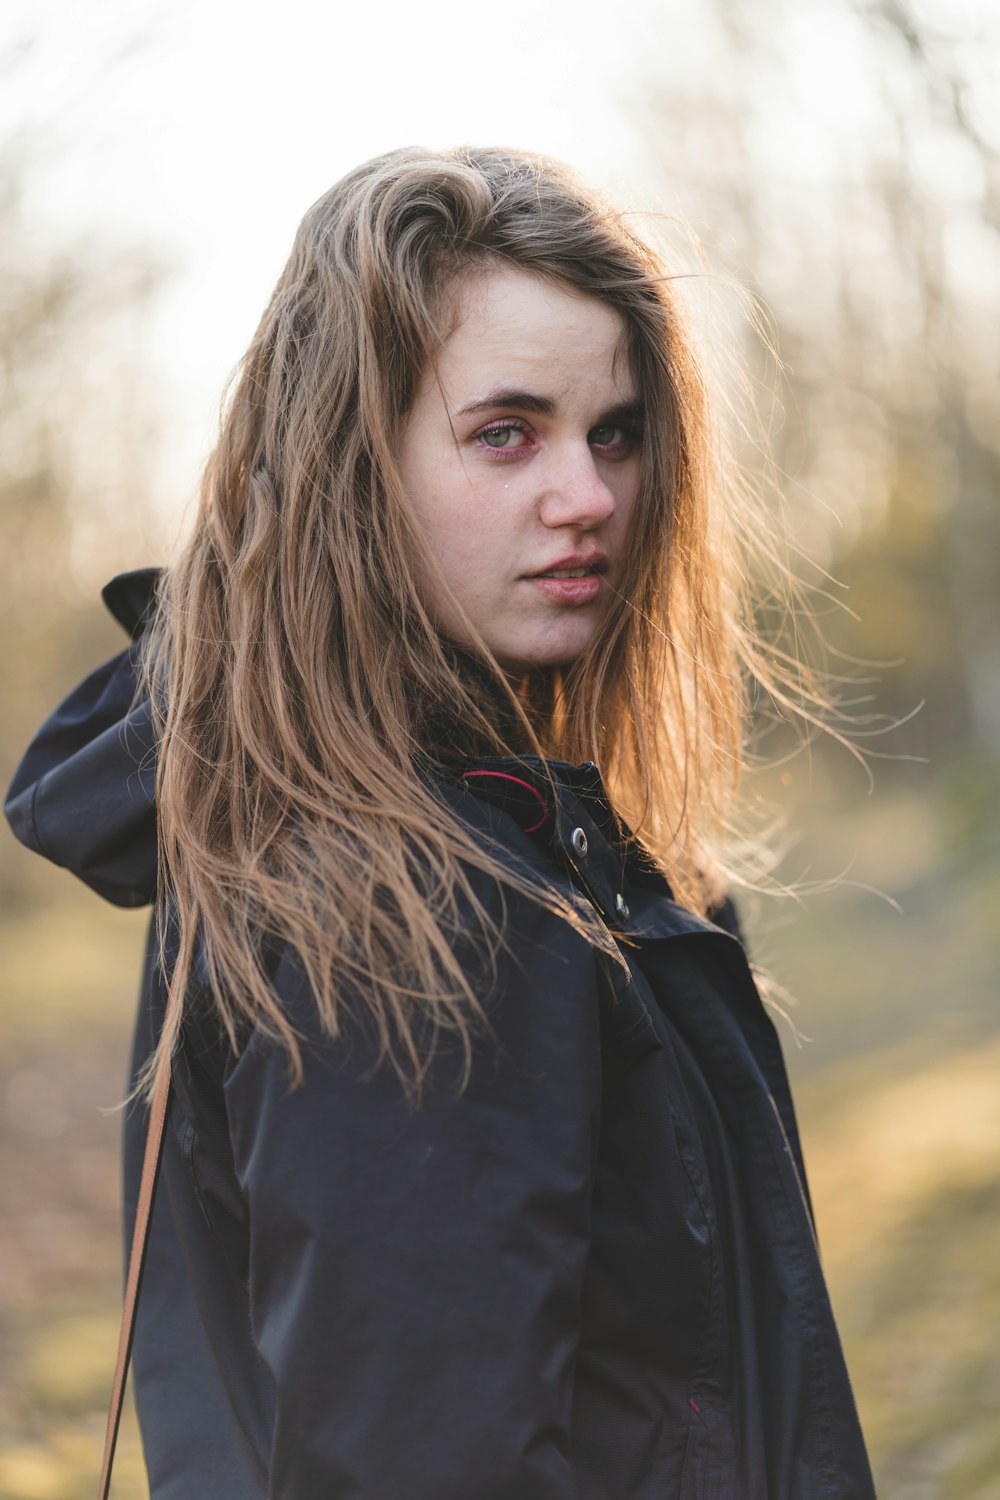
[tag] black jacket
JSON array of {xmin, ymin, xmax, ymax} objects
[{"xmin": 5, "ymin": 571, "xmax": 876, "ymax": 1499}]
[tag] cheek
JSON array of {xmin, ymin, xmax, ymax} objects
[
  {"xmin": 409, "ymin": 492, "xmax": 498, "ymax": 616},
  {"xmin": 403, "ymin": 445, "xmax": 478, "ymax": 532},
  {"xmin": 416, "ymin": 475, "xmax": 502, "ymax": 565},
  {"xmin": 433, "ymin": 532, "xmax": 495, "ymax": 599}
]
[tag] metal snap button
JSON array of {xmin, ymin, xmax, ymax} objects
[
  {"xmin": 570, "ymin": 826, "xmax": 589, "ymax": 857},
  {"xmin": 615, "ymin": 892, "xmax": 630, "ymax": 921}
]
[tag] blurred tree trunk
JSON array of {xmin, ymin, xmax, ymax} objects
[{"xmin": 636, "ymin": 0, "xmax": 1000, "ymax": 766}]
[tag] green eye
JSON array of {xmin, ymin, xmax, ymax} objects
[
  {"xmin": 482, "ymin": 426, "xmax": 516, "ymax": 448},
  {"xmin": 590, "ymin": 424, "xmax": 621, "ymax": 446}
]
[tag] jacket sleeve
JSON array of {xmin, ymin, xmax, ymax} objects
[
  {"xmin": 3, "ymin": 643, "xmax": 157, "ymax": 907},
  {"xmin": 222, "ymin": 877, "xmax": 603, "ymax": 1500}
]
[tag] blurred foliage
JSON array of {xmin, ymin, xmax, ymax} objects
[
  {"xmin": 637, "ymin": 0, "xmax": 1000, "ymax": 801},
  {"xmin": 2, "ymin": 2, "xmax": 999, "ymax": 1496},
  {"xmin": 0, "ymin": 59, "xmax": 171, "ymax": 915},
  {"xmin": 0, "ymin": 38, "xmax": 169, "ymax": 1498}
]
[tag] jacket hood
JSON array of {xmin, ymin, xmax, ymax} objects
[{"xmin": 4, "ymin": 568, "xmax": 161, "ymax": 908}]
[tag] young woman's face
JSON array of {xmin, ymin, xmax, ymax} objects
[{"xmin": 397, "ymin": 267, "xmax": 642, "ymax": 673}]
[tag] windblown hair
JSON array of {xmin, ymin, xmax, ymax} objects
[{"xmin": 140, "ymin": 144, "xmax": 791, "ymax": 1099}]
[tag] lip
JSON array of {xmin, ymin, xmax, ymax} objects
[
  {"xmin": 524, "ymin": 551, "xmax": 609, "ymax": 607},
  {"xmin": 525, "ymin": 551, "xmax": 609, "ymax": 580},
  {"xmin": 529, "ymin": 573, "xmax": 604, "ymax": 605}
]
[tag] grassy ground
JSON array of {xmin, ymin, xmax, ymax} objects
[
  {"xmin": 759, "ymin": 776, "xmax": 1000, "ymax": 1499},
  {"xmin": 0, "ymin": 784, "xmax": 997, "ymax": 1498},
  {"xmin": 0, "ymin": 876, "xmax": 148, "ymax": 1499}
]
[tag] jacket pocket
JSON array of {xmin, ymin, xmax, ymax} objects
[
  {"xmin": 669, "ymin": 1100, "xmax": 724, "ymax": 1382},
  {"xmin": 175, "ymin": 1107, "xmax": 250, "ymax": 1287}
]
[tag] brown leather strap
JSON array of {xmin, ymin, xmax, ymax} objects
[{"xmin": 98, "ymin": 1052, "xmax": 172, "ymax": 1498}]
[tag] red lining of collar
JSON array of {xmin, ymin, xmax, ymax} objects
[{"xmin": 458, "ymin": 770, "xmax": 550, "ymax": 835}]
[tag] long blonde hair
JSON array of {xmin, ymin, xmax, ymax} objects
[{"xmin": 141, "ymin": 145, "xmax": 780, "ymax": 1099}]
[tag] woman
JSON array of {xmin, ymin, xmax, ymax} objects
[{"xmin": 5, "ymin": 146, "xmax": 876, "ymax": 1498}]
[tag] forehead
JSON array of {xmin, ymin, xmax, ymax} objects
[{"xmin": 434, "ymin": 266, "xmax": 636, "ymax": 402}]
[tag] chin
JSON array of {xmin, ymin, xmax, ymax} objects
[{"xmin": 496, "ymin": 634, "xmax": 596, "ymax": 675}]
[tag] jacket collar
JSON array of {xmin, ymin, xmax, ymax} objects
[{"xmin": 429, "ymin": 751, "xmax": 729, "ymax": 946}]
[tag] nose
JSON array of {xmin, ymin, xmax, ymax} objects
[{"xmin": 537, "ymin": 443, "xmax": 617, "ymax": 532}]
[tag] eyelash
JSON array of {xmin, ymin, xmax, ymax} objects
[{"xmin": 473, "ymin": 418, "xmax": 640, "ymax": 461}]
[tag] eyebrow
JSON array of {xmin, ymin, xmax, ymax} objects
[
  {"xmin": 453, "ymin": 387, "xmax": 556, "ymax": 419},
  {"xmin": 452, "ymin": 386, "xmax": 643, "ymax": 424}
]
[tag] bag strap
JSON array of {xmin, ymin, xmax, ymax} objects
[{"xmin": 98, "ymin": 1050, "xmax": 173, "ymax": 1499}]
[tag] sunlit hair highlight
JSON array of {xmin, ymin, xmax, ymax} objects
[{"xmin": 139, "ymin": 144, "xmax": 795, "ymax": 1101}]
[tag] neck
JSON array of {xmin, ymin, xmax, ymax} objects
[{"xmin": 413, "ymin": 642, "xmax": 548, "ymax": 759}]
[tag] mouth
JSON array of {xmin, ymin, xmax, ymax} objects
[
  {"xmin": 527, "ymin": 553, "xmax": 609, "ymax": 581},
  {"xmin": 525, "ymin": 556, "xmax": 608, "ymax": 606}
]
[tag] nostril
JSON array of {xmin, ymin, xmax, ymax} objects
[{"xmin": 539, "ymin": 478, "xmax": 616, "ymax": 528}]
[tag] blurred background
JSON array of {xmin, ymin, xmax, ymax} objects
[{"xmin": 1, "ymin": 0, "xmax": 998, "ymax": 1494}]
